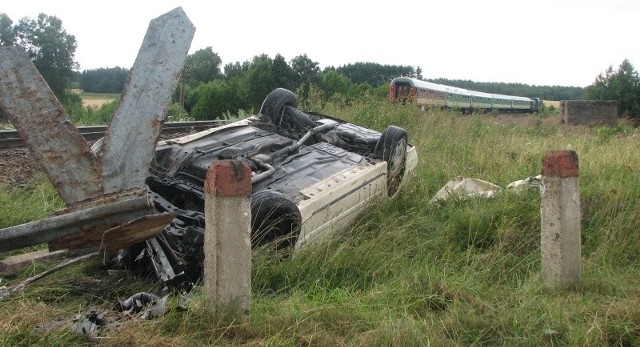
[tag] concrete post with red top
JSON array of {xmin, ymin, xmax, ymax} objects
[
  {"xmin": 203, "ymin": 160, "xmax": 252, "ymax": 312},
  {"xmin": 540, "ymin": 150, "xmax": 581, "ymax": 290}
]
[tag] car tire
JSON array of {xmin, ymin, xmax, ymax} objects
[
  {"xmin": 260, "ymin": 88, "xmax": 315, "ymax": 128},
  {"xmin": 259, "ymin": 88, "xmax": 298, "ymax": 125},
  {"xmin": 250, "ymin": 190, "xmax": 301, "ymax": 249},
  {"xmin": 374, "ymin": 126, "xmax": 408, "ymax": 197}
]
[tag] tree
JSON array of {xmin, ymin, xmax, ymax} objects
[
  {"xmin": 584, "ymin": 59, "xmax": 640, "ymax": 118},
  {"xmin": 190, "ymin": 80, "xmax": 247, "ymax": 120},
  {"xmin": 272, "ymin": 54, "xmax": 296, "ymax": 91},
  {"xmin": 337, "ymin": 62, "xmax": 415, "ymax": 86},
  {"xmin": 0, "ymin": 13, "xmax": 13, "ymax": 46},
  {"xmin": 244, "ymin": 54, "xmax": 277, "ymax": 110},
  {"xmin": 322, "ymin": 70, "xmax": 352, "ymax": 98},
  {"xmin": 291, "ymin": 54, "xmax": 320, "ymax": 86},
  {"xmin": 11, "ymin": 13, "xmax": 78, "ymax": 99},
  {"xmin": 0, "ymin": 14, "xmax": 11, "ymax": 120},
  {"xmin": 182, "ymin": 47, "xmax": 222, "ymax": 86},
  {"xmin": 81, "ymin": 67, "xmax": 129, "ymax": 93},
  {"xmin": 224, "ymin": 61, "xmax": 250, "ymax": 79}
]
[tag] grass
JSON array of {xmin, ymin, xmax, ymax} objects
[{"xmin": 2, "ymin": 98, "xmax": 640, "ymax": 346}]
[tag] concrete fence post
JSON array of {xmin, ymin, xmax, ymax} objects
[
  {"xmin": 540, "ymin": 150, "xmax": 581, "ymax": 290},
  {"xmin": 203, "ymin": 160, "xmax": 252, "ymax": 313}
]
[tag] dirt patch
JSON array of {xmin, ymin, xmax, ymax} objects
[
  {"xmin": 0, "ymin": 147, "xmax": 42, "ymax": 188},
  {"xmin": 0, "ymin": 131, "xmax": 199, "ymax": 188}
]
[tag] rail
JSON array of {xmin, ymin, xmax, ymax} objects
[{"xmin": 0, "ymin": 120, "xmax": 230, "ymax": 149}]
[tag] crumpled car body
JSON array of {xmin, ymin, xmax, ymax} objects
[{"xmin": 136, "ymin": 88, "xmax": 418, "ymax": 287}]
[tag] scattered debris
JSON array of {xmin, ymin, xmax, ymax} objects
[
  {"xmin": 429, "ymin": 177, "xmax": 502, "ymax": 204},
  {"xmin": 70, "ymin": 311, "xmax": 108, "ymax": 338},
  {"xmin": 430, "ymin": 175, "xmax": 543, "ymax": 205},
  {"xmin": 37, "ymin": 291, "xmax": 167, "ymax": 339},
  {"xmin": 116, "ymin": 292, "xmax": 169, "ymax": 320},
  {"xmin": 0, "ymin": 249, "xmax": 68, "ymax": 276},
  {"xmin": 0, "ymin": 252, "xmax": 98, "ymax": 301},
  {"xmin": 506, "ymin": 175, "xmax": 542, "ymax": 192}
]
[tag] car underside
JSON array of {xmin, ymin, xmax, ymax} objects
[{"xmin": 122, "ymin": 88, "xmax": 417, "ymax": 288}]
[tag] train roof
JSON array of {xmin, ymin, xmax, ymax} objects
[
  {"xmin": 391, "ymin": 77, "xmax": 455, "ymax": 94},
  {"xmin": 390, "ymin": 77, "xmax": 534, "ymax": 102}
]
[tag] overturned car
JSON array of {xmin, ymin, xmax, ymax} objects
[{"xmin": 135, "ymin": 88, "xmax": 418, "ymax": 287}]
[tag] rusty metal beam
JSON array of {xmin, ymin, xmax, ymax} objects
[
  {"xmin": 101, "ymin": 7, "xmax": 195, "ymax": 194},
  {"xmin": 0, "ymin": 7, "xmax": 196, "ymax": 254},
  {"xmin": 0, "ymin": 190, "xmax": 153, "ymax": 252},
  {"xmin": 0, "ymin": 47, "xmax": 102, "ymax": 205}
]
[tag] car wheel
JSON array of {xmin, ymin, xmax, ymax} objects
[
  {"xmin": 374, "ymin": 126, "xmax": 408, "ymax": 197},
  {"xmin": 259, "ymin": 88, "xmax": 314, "ymax": 128},
  {"xmin": 250, "ymin": 190, "xmax": 301, "ymax": 250},
  {"xmin": 259, "ymin": 88, "xmax": 298, "ymax": 125}
]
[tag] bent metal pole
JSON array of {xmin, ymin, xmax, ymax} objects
[{"xmin": 540, "ymin": 150, "xmax": 581, "ymax": 290}]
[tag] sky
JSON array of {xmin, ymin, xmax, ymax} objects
[{"xmin": 3, "ymin": 0, "xmax": 639, "ymax": 87}]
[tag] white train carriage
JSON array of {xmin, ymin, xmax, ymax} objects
[
  {"xmin": 389, "ymin": 77, "xmax": 540, "ymax": 113},
  {"xmin": 469, "ymin": 90, "xmax": 493, "ymax": 110}
]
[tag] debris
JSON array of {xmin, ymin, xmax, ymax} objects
[
  {"xmin": 116, "ymin": 292, "xmax": 169, "ymax": 320},
  {"xmin": 70, "ymin": 311, "xmax": 107, "ymax": 338},
  {"xmin": 0, "ymin": 249, "xmax": 68, "ymax": 276},
  {"xmin": 0, "ymin": 7, "xmax": 195, "ymax": 255},
  {"xmin": 0, "ymin": 252, "xmax": 98, "ymax": 301},
  {"xmin": 429, "ymin": 176, "xmax": 502, "ymax": 204},
  {"xmin": 506, "ymin": 175, "xmax": 542, "ymax": 192},
  {"xmin": 430, "ymin": 175, "xmax": 543, "ymax": 205}
]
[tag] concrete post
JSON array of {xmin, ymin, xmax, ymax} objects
[
  {"xmin": 203, "ymin": 160, "xmax": 252, "ymax": 313},
  {"xmin": 540, "ymin": 150, "xmax": 581, "ymax": 290}
]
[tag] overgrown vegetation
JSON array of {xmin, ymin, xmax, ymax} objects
[
  {"xmin": 583, "ymin": 59, "xmax": 640, "ymax": 119},
  {"xmin": 2, "ymin": 97, "xmax": 640, "ymax": 346}
]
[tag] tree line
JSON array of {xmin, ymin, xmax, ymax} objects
[
  {"xmin": 2, "ymin": 12, "xmax": 639, "ymax": 122},
  {"xmin": 77, "ymin": 49, "xmax": 419, "ymax": 120}
]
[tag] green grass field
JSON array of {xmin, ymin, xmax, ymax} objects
[{"xmin": 1, "ymin": 97, "xmax": 640, "ymax": 346}]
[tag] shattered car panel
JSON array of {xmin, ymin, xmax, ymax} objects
[{"xmin": 135, "ymin": 88, "xmax": 418, "ymax": 287}]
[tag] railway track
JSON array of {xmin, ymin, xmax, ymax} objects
[{"xmin": 0, "ymin": 120, "xmax": 229, "ymax": 149}]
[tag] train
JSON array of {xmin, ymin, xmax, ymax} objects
[{"xmin": 389, "ymin": 77, "xmax": 542, "ymax": 113}]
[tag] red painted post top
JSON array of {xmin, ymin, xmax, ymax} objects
[
  {"xmin": 205, "ymin": 160, "xmax": 252, "ymax": 197},
  {"xmin": 542, "ymin": 150, "xmax": 579, "ymax": 178}
]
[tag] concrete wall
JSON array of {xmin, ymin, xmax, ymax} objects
[{"xmin": 560, "ymin": 100, "xmax": 618, "ymax": 127}]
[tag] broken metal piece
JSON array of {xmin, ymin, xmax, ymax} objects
[
  {"xmin": 71, "ymin": 311, "xmax": 106, "ymax": 338},
  {"xmin": 0, "ymin": 46, "xmax": 102, "ymax": 205},
  {"xmin": 0, "ymin": 189, "xmax": 153, "ymax": 252},
  {"xmin": 101, "ymin": 7, "xmax": 196, "ymax": 194},
  {"xmin": 115, "ymin": 292, "xmax": 169, "ymax": 320}
]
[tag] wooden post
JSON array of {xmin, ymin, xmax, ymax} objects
[
  {"xmin": 540, "ymin": 150, "xmax": 581, "ymax": 290},
  {"xmin": 203, "ymin": 160, "xmax": 252, "ymax": 313}
]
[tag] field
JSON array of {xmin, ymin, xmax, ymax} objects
[
  {"xmin": 79, "ymin": 92, "xmax": 119, "ymax": 108},
  {"xmin": 544, "ymin": 100, "xmax": 561, "ymax": 109},
  {"xmin": 1, "ymin": 98, "xmax": 640, "ymax": 346}
]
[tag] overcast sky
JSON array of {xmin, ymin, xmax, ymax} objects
[{"xmin": 3, "ymin": 0, "xmax": 639, "ymax": 87}]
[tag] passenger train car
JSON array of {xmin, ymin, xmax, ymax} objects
[{"xmin": 389, "ymin": 77, "xmax": 541, "ymax": 113}]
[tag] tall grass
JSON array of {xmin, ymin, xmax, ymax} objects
[{"xmin": 2, "ymin": 99, "xmax": 640, "ymax": 346}]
